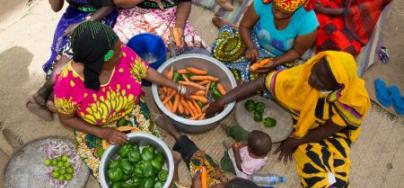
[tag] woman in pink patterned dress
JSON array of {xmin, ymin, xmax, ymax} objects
[
  {"xmin": 53, "ymin": 21, "xmax": 194, "ymax": 177},
  {"xmin": 112, "ymin": 0, "xmax": 207, "ymax": 49}
]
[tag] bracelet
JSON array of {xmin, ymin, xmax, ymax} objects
[{"xmin": 176, "ymin": 84, "xmax": 187, "ymax": 95}]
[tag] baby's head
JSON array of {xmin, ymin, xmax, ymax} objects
[{"xmin": 247, "ymin": 130, "xmax": 272, "ymax": 158}]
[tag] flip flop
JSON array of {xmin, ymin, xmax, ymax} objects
[
  {"xmin": 374, "ymin": 79, "xmax": 393, "ymax": 107},
  {"xmin": 25, "ymin": 97, "xmax": 54, "ymax": 121},
  {"xmin": 387, "ymin": 86, "xmax": 404, "ymax": 115}
]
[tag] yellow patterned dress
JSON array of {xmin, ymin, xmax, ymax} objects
[{"xmin": 54, "ymin": 46, "xmax": 159, "ymax": 178}]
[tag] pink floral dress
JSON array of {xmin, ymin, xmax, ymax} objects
[{"xmin": 53, "ymin": 46, "xmax": 159, "ymax": 177}]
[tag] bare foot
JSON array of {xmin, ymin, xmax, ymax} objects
[
  {"xmin": 216, "ymin": 0, "xmax": 234, "ymax": 11},
  {"xmin": 26, "ymin": 97, "xmax": 53, "ymax": 121},
  {"xmin": 47, "ymin": 100, "xmax": 56, "ymax": 113},
  {"xmin": 172, "ymin": 151, "xmax": 182, "ymax": 165},
  {"xmin": 153, "ymin": 115, "xmax": 181, "ymax": 139},
  {"xmin": 212, "ymin": 16, "xmax": 237, "ymax": 29}
]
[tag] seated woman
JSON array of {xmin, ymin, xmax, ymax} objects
[
  {"xmin": 112, "ymin": 0, "xmax": 206, "ymax": 49},
  {"xmin": 315, "ymin": 0, "xmax": 391, "ymax": 56},
  {"xmin": 53, "ymin": 21, "xmax": 194, "ymax": 178},
  {"xmin": 206, "ymin": 51, "xmax": 371, "ymax": 187},
  {"xmin": 212, "ymin": 0, "xmax": 318, "ymax": 81},
  {"xmin": 153, "ymin": 115, "xmax": 259, "ymax": 188},
  {"xmin": 26, "ymin": 0, "xmax": 118, "ymax": 121}
]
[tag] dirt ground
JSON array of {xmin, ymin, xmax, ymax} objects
[{"xmin": 0, "ymin": 0, "xmax": 403, "ymax": 187}]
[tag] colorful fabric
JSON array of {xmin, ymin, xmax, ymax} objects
[
  {"xmin": 254, "ymin": 0, "xmax": 319, "ymax": 56},
  {"xmin": 42, "ymin": 0, "xmax": 117, "ymax": 73},
  {"xmin": 226, "ymin": 147, "xmax": 267, "ymax": 179},
  {"xmin": 173, "ymin": 136, "xmax": 227, "ymax": 188},
  {"xmin": 53, "ymin": 45, "xmax": 158, "ymax": 177},
  {"xmin": 137, "ymin": 0, "xmax": 190, "ymax": 9},
  {"xmin": 315, "ymin": 0, "xmax": 391, "ymax": 56},
  {"xmin": 113, "ymin": 7, "xmax": 206, "ymax": 48},
  {"xmin": 265, "ymin": 51, "xmax": 370, "ymax": 140},
  {"xmin": 54, "ymin": 46, "xmax": 149, "ymax": 124},
  {"xmin": 269, "ymin": 0, "xmax": 313, "ymax": 13}
]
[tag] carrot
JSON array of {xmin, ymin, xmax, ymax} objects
[
  {"xmin": 172, "ymin": 28, "xmax": 182, "ymax": 47},
  {"xmin": 205, "ymin": 82, "xmax": 211, "ymax": 97},
  {"xmin": 178, "ymin": 69, "xmax": 188, "ymax": 74},
  {"xmin": 194, "ymin": 90, "xmax": 205, "ymax": 96},
  {"xmin": 165, "ymin": 101, "xmax": 173, "ymax": 112},
  {"xmin": 187, "ymin": 100, "xmax": 197, "ymax": 115},
  {"xmin": 190, "ymin": 95, "xmax": 209, "ymax": 104},
  {"xmin": 186, "ymin": 67, "xmax": 208, "ymax": 75},
  {"xmin": 181, "ymin": 99, "xmax": 192, "ymax": 116},
  {"xmin": 163, "ymin": 91, "xmax": 176, "ymax": 104},
  {"xmin": 172, "ymin": 94, "xmax": 180, "ymax": 113},
  {"xmin": 201, "ymin": 166, "xmax": 208, "ymax": 188},
  {"xmin": 179, "ymin": 81, "xmax": 205, "ymax": 90},
  {"xmin": 190, "ymin": 75, "xmax": 219, "ymax": 82},
  {"xmin": 198, "ymin": 80, "xmax": 210, "ymax": 85},
  {"xmin": 249, "ymin": 58, "xmax": 272, "ymax": 72},
  {"xmin": 198, "ymin": 113, "xmax": 206, "ymax": 120},
  {"xmin": 192, "ymin": 100, "xmax": 202, "ymax": 114},
  {"xmin": 182, "ymin": 74, "xmax": 190, "ymax": 82},
  {"xmin": 178, "ymin": 101, "xmax": 184, "ymax": 114},
  {"xmin": 165, "ymin": 66, "xmax": 174, "ymax": 79},
  {"xmin": 217, "ymin": 83, "xmax": 227, "ymax": 95}
]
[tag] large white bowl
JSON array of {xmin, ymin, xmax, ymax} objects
[
  {"xmin": 99, "ymin": 132, "xmax": 174, "ymax": 188},
  {"xmin": 151, "ymin": 53, "xmax": 237, "ymax": 133}
]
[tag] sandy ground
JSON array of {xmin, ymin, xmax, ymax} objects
[{"xmin": 0, "ymin": 0, "xmax": 403, "ymax": 187}]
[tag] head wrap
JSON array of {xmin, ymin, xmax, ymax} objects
[
  {"xmin": 265, "ymin": 0, "xmax": 314, "ymax": 13},
  {"xmin": 268, "ymin": 51, "xmax": 370, "ymax": 139},
  {"xmin": 71, "ymin": 21, "xmax": 118, "ymax": 91}
]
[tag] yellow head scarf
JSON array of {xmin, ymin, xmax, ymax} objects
[
  {"xmin": 272, "ymin": 51, "xmax": 370, "ymax": 138},
  {"xmin": 272, "ymin": 0, "xmax": 310, "ymax": 13}
]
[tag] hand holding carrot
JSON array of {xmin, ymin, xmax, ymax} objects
[{"xmin": 171, "ymin": 27, "xmax": 184, "ymax": 49}]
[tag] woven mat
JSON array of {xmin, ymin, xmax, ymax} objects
[{"xmin": 193, "ymin": 0, "xmax": 252, "ymax": 24}]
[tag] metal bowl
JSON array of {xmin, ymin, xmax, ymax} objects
[
  {"xmin": 99, "ymin": 132, "xmax": 174, "ymax": 188},
  {"xmin": 151, "ymin": 53, "xmax": 237, "ymax": 133}
]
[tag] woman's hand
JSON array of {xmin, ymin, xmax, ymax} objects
[
  {"xmin": 274, "ymin": 137, "xmax": 300, "ymax": 163},
  {"xmin": 100, "ymin": 128, "xmax": 128, "ymax": 145},
  {"xmin": 182, "ymin": 85, "xmax": 197, "ymax": 99},
  {"xmin": 171, "ymin": 27, "xmax": 185, "ymax": 49},
  {"xmin": 256, "ymin": 60, "xmax": 277, "ymax": 73},
  {"xmin": 191, "ymin": 171, "xmax": 202, "ymax": 188},
  {"xmin": 205, "ymin": 99, "xmax": 226, "ymax": 117},
  {"xmin": 245, "ymin": 47, "xmax": 259, "ymax": 62}
]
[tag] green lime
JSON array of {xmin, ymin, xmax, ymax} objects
[
  {"xmin": 51, "ymin": 160, "xmax": 57, "ymax": 166},
  {"xmin": 51, "ymin": 171, "xmax": 60, "ymax": 178},
  {"xmin": 59, "ymin": 168, "xmax": 66, "ymax": 175},
  {"xmin": 59, "ymin": 175, "xmax": 65, "ymax": 181},
  {"xmin": 57, "ymin": 161, "xmax": 64, "ymax": 167},
  {"xmin": 65, "ymin": 174, "xmax": 73, "ymax": 181},
  {"xmin": 66, "ymin": 167, "xmax": 74, "ymax": 174},
  {"xmin": 62, "ymin": 155, "xmax": 69, "ymax": 162},
  {"xmin": 63, "ymin": 161, "xmax": 71, "ymax": 167},
  {"xmin": 44, "ymin": 159, "xmax": 52, "ymax": 166}
]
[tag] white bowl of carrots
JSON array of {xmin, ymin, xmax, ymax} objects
[{"xmin": 151, "ymin": 53, "xmax": 237, "ymax": 133}]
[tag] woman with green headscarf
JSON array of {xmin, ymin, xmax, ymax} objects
[{"xmin": 53, "ymin": 21, "xmax": 195, "ymax": 177}]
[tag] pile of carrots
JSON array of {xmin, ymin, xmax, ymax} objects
[{"xmin": 159, "ymin": 66, "xmax": 227, "ymax": 120}]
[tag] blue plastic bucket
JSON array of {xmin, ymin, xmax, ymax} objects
[{"xmin": 127, "ymin": 33, "xmax": 167, "ymax": 86}]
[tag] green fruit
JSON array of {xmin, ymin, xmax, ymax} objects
[
  {"xmin": 140, "ymin": 161, "xmax": 154, "ymax": 177},
  {"xmin": 158, "ymin": 170, "xmax": 168, "ymax": 182},
  {"xmin": 107, "ymin": 168, "xmax": 124, "ymax": 182},
  {"xmin": 143, "ymin": 178, "xmax": 155, "ymax": 188},
  {"xmin": 61, "ymin": 155, "xmax": 69, "ymax": 162},
  {"xmin": 111, "ymin": 182, "xmax": 123, "ymax": 188},
  {"xmin": 51, "ymin": 170, "xmax": 60, "ymax": 178},
  {"xmin": 128, "ymin": 149, "xmax": 141, "ymax": 163},
  {"xmin": 120, "ymin": 159, "xmax": 133, "ymax": 175},
  {"xmin": 255, "ymin": 102, "xmax": 265, "ymax": 113},
  {"xmin": 51, "ymin": 160, "xmax": 57, "ymax": 166},
  {"xmin": 63, "ymin": 161, "xmax": 71, "ymax": 167},
  {"xmin": 118, "ymin": 144, "xmax": 133, "ymax": 158},
  {"xmin": 244, "ymin": 100, "xmax": 256, "ymax": 112},
  {"xmin": 109, "ymin": 160, "xmax": 120, "ymax": 169},
  {"xmin": 154, "ymin": 181, "xmax": 163, "ymax": 188},
  {"xmin": 57, "ymin": 161, "xmax": 64, "ymax": 167},
  {"xmin": 253, "ymin": 111, "xmax": 263, "ymax": 122},
  {"xmin": 59, "ymin": 168, "xmax": 66, "ymax": 175},
  {"xmin": 44, "ymin": 159, "xmax": 52, "ymax": 166},
  {"xmin": 141, "ymin": 146, "xmax": 155, "ymax": 161},
  {"xmin": 66, "ymin": 167, "xmax": 74, "ymax": 174},
  {"xmin": 65, "ymin": 174, "xmax": 73, "ymax": 181},
  {"xmin": 59, "ymin": 175, "xmax": 66, "ymax": 181}
]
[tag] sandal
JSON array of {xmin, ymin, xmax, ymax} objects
[{"xmin": 26, "ymin": 96, "xmax": 54, "ymax": 121}]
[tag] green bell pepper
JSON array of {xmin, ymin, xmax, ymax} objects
[
  {"xmin": 140, "ymin": 161, "xmax": 155, "ymax": 177},
  {"xmin": 143, "ymin": 178, "xmax": 155, "ymax": 188},
  {"xmin": 111, "ymin": 182, "xmax": 123, "ymax": 188},
  {"xmin": 255, "ymin": 102, "xmax": 265, "ymax": 113},
  {"xmin": 210, "ymin": 82, "xmax": 222, "ymax": 99},
  {"xmin": 141, "ymin": 146, "xmax": 155, "ymax": 161},
  {"xmin": 108, "ymin": 160, "xmax": 120, "ymax": 169},
  {"xmin": 158, "ymin": 170, "xmax": 168, "ymax": 182},
  {"xmin": 128, "ymin": 149, "xmax": 141, "ymax": 163},
  {"xmin": 151, "ymin": 158, "xmax": 163, "ymax": 171},
  {"xmin": 107, "ymin": 167, "xmax": 124, "ymax": 182},
  {"xmin": 118, "ymin": 144, "xmax": 133, "ymax": 158},
  {"xmin": 263, "ymin": 117, "xmax": 277, "ymax": 128},
  {"xmin": 154, "ymin": 182, "xmax": 163, "ymax": 188},
  {"xmin": 244, "ymin": 100, "xmax": 256, "ymax": 112},
  {"xmin": 133, "ymin": 164, "xmax": 144, "ymax": 177},
  {"xmin": 253, "ymin": 111, "xmax": 263, "ymax": 122},
  {"xmin": 120, "ymin": 159, "xmax": 133, "ymax": 175},
  {"xmin": 131, "ymin": 176, "xmax": 142, "ymax": 187},
  {"xmin": 172, "ymin": 71, "xmax": 182, "ymax": 82}
]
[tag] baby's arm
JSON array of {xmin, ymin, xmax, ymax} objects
[{"xmin": 232, "ymin": 143, "xmax": 244, "ymax": 171}]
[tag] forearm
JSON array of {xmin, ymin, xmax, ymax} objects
[
  {"xmin": 145, "ymin": 68, "xmax": 178, "ymax": 90},
  {"xmin": 59, "ymin": 116, "xmax": 104, "ymax": 138},
  {"xmin": 49, "ymin": 0, "xmax": 64, "ymax": 12},
  {"xmin": 318, "ymin": 7, "xmax": 344, "ymax": 16},
  {"xmin": 295, "ymin": 121, "xmax": 344, "ymax": 145},
  {"xmin": 272, "ymin": 49, "xmax": 301, "ymax": 67},
  {"xmin": 233, "ymin": 147, "xmax": 243, "ymax": 170},
  {"xmin": 90, "ymin": 6, "xmax": 115, "ymax": 21},
  {"xmin": 219, "ymin": 76, "xmax": 266, "ymax": 104},
  {"xmin": 239, "ymin": 26, "xmax": 256, "ymax": 49},
  {"xmin": 113, "ymin": 0, "xmax": 144, "ymax": 9},
  {"xmin": 175, "ymin": 1, "xmax": 191, "ymax": 29}
]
